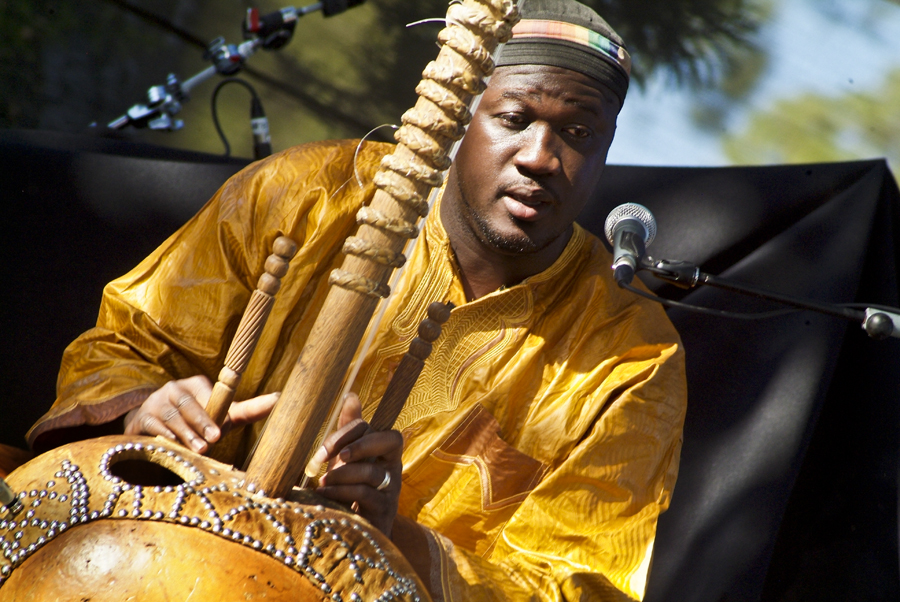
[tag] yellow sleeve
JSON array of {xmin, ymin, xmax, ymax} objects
[{"xmin": 27, "ymin": 140, "xmax": 389, "ymax": 453}]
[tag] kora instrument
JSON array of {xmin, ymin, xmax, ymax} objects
[{"xmin": 0, "ymin": 0, "xmax": 520, "ymax": 599}]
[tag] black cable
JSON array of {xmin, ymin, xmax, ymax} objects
[
  {"xmin": 211, "ymin": 78, "xmax": 261, "ymax": 157},
  {"xmin": 619, "ymin": 281, "xmax": 799, "ymax": 320},
  {"xmin": 102, "ymin": 0, "xmax": 207, "ymax": 49},
  {"xmin": 622, "ymin": 277, "xmax": 900, "ymax": 322},
  {"xmin": 840, "ymin": 302, "xmax": 900, "ymax": 313},
  {"xmin": 635, "ymin": 262, "xmax": 900, "ymax": 320}
]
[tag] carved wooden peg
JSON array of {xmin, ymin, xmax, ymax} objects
[
  {"xmin": 205, "ymin": 236, "xmax": 298, "ymax": 428},
  {"xmin": 369, "ymin": 301, "xmax": 455, "ymax": 432}
]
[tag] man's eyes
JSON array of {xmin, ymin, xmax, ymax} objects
[
  {"xmin": 564, "ymin": 125, "xmax": 593, "ymax": 139},
  {"xmin": 497, "ymin": 112, "xmax": 528, "ymax": 127},
  {"xmin": 495, "ymin": 114, "xmax": 593, "ymax": 139}
]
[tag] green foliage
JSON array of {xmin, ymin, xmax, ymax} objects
[
  {"xmin": 186, "ymin": 0, "xmax": 771, "ymax": 154},
  {"xmin": 688, "ymin": 0, "xmax": 772, "ymax": 133},
  {"xmin": 12, "ymin": 0, "xmax": 897, "ymax": 169},
  {"xmin": 590, "ymin": 0, "xmax": 767, "ymax": 85},
  {"xmin": 0, "ymin": 1, "xmax": 77, "ymax": 127},
  {"xmin": 0, "ymin": 0, "xmax": 770, "ymax": 144},
  {"xmin": 722, "ymin": 68, "xmax": 900, "ymax": 167},
  {"xmin": 0, "ymin": 0, "xmax": 198, "ymax": 130}
]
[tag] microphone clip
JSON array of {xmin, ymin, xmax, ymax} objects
[
  {"xmin": 642, "ymin": 257, "xmax": 701, "ymax": 289},
  {"xmin": 243, "ymin": 7, "xmax": 299, "ymax": 50}
]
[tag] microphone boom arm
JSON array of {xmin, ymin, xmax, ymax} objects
[{"xmin": 641, "ymin": 256, "xmax": 900, "ymax": 340}]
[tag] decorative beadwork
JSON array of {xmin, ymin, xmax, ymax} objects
[{"xmin": 0, "ymin": 436, "xmax": 422, "ymax": 600}]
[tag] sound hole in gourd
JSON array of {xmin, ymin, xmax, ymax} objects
[{"xmin": 108, "ymin": 458, "xmax": 186, "ymax": 487}]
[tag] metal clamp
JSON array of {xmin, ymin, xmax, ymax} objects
[{"xmin": 0, "ymin": 477, "xmax": 23, "ymax": 519}]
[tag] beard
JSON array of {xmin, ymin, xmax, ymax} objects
[
  {"xmin": 470, "ymin": 210, "xmax": 542, "ymax": 254},
  {"xmin": 454, "ymin": 177, "xmax": 556, "ymax": 256}
]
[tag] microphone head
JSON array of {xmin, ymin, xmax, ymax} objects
[{"xmin": 604, "ymin": 203, "xmax": 657, "ymax": 247}]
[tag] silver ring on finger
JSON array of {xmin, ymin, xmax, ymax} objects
[{"xmin": 376, "ymin": 470, "xmax": 391, "ymax": 491}]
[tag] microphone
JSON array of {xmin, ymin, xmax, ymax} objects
[{"xmin": 604, "ymin": 203, "xmax": 657, "ymax": 286}]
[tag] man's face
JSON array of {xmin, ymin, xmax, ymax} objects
[{"xmin": 445, "ymin": 64, "xmax": 620, "ymax": 259}]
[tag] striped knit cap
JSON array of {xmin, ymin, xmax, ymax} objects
[{"xmin": 496, "ymin": 0, "xmax": 631, "ymax": 104}]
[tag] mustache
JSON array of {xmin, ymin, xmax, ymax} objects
[{"xmin": 501, "ymin": 181, "xmax": 559, "ymax": 205}]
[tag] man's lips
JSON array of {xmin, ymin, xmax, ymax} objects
[{"xmin": 502, "ymin": 188, "xmax": 555, "ymax": 221}]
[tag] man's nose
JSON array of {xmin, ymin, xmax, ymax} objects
[{"xmin": 514, "ymin": 124, "xmax": 562, "ymax": 176}]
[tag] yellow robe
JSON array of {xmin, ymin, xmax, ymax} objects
[{"xmin": 28, "ymin": 139, "xmax": 687, "ymax": 601}]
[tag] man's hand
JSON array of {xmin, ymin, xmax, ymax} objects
[
  {"xmin": 123, "ymin": 375, "xmax": 279, "ymax": 453},
  {"xmin": 314, "ymin": 393, "xmax": 404, "ymax": 537}
]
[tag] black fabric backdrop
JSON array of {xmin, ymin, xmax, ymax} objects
[{"xmin": 1, "ymin": 129, "xmax": 898, "ymax": 600}]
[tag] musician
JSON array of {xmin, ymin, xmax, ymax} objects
[{"xmin": 28, "ymin": 1, "xmax": 687, "ymax": 599}]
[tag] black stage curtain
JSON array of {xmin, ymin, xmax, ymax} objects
[
  {"xmin": 1, "ymin": 129, "xmax": 898, "ymax": 600},
  {"xmin": 582, "ymin": 159, "xmax": 900, "ymax": 601}
]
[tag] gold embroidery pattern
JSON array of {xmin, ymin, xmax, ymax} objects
[
  {"xmin": 392, "ymin": 246, "xmax": 455, "ymax": 339},
  {"xmin": 356, "ymin": 204, "xmax": 589, "ymax": 431},
  {"xmin": 393, "ymin": 288, "xmax": 533, "ymax": 431},
  {"xmin": 356, "ymin": 230, "xmax": 456, "ymax": 413}
]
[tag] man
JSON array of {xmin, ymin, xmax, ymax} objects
[{"xmin": 28, "ymin": 1, "xmax": 686, "ymax": 599}]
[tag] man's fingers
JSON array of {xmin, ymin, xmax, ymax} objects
[
  {"xmin": 157, "ymin": 400, "xmax": 210, "ymax": 453},
  {"xmin": 125, "ymin": 401, "xmax": 204, "ymax": 451},
  {"xmin": 316, "ymin": 458, "xmax": 402, "ymax": 536},
  {"xmin": 125, "ymin": 409, "xmax": 176, "ymax": 442},
  {"xmin": 227, "ymin": 392, "xmax": 280, "ymax": 427},
  {"xmin": 310, "ymin": 418, "xmax": 369, "ymax": 469},
  {"xmin": 123, "ymin": 377, "xmax": 217, "ymax": 453},
  {"xmin": 173, "ymin": 393, "xmax": 220, "ymax": 444},
  {"xmin": 316, "ymin": 483, "xmax": 379, "ymax": 506},
  {"xmin": 312, "ymin": 393, "xmax": 403, "ymax": 537},
  {"xmin": 181, "ymin": 374, "xmax": 214, "ymax": 404},
  {"xmin": 318, "ymin": 461, "xmax": 396, "ymax": 491},
  {"xmin": 338, "ymin": 392, "xmax": 363, "ymax": 429},
  {"xmin": 339, "ymin": 430, "xmax": 404, "ymax": 464},
  {"xmin": 307, "ymin": 393, "xmax": 370, "ymax": 470},
  {"xmin": 162, "ymin": 381, "xmax": 219, "ymax": 449}
]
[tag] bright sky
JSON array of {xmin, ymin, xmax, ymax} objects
[{"xmin": 607, "ymin": 0, "xmax": 900, "ymax": 167}]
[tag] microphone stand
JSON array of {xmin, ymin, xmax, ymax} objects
[
  {"xmin": 103, "ymin": 34, "xmax": 271, "ymax": 132},
  {"xmin": 98, "ymin": 2, "xmax": 340, "ymax": 132},
  {"xmin": 636, "ymin": 256, "xmax": 900, "ymax": 341}
]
